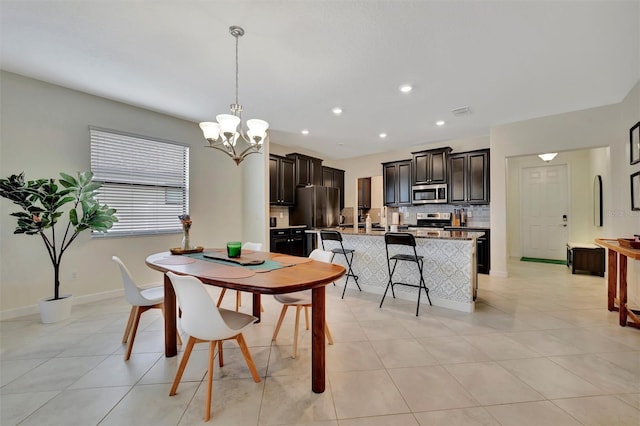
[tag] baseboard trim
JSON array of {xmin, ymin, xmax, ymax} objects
[{"xmin": 0, "ymin": 288, "xmax": 124, "ymax": 321}]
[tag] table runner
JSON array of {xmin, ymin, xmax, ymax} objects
[{"xmin": 184, "ymin": 252, "xmax": 291, "ymax": 272}]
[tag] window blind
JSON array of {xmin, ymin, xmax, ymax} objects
[{"xmin": 90, "ymin": 127, "xmax": 189, "ymax": 236}]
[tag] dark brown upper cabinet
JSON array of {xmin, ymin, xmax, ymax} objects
[
  {"xmin": 286, "ymin": 153, "xmax": 323, "ymax": 187},
  {"xmin": 448, "ymin": 149, "xmax": 490, "ymax": 205},
  {"xmin": 269, "ymin": 155, "xmax": 296, "ymax": 206},
  {"xmin": 412, "ymin": 147, "xmax": 452, "ymax": 185},
  {"xmin": 357, "ymin": 177, "xmax": 371, "ymax": 210},
  {"xmin": 382, "ymin": 160, "xmax": 412, "ymax": 207}
]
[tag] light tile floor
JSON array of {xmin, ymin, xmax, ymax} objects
[{"xmin": 1, "ymin": 259, "xmax": 639, "ymax": 425}]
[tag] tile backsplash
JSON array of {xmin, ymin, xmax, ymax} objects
[
  {"xmin": 270, "ymin": 204, "xmax": 490, "ymax": 228},
  {"xmin": 345, "ymin": 207, "xmax": 381, "ymax": 224},
  {"xmin": 396, "ymin": 204, "xmax": 490, "ymax": 227},
  {"xmin": 269, "ymin": 206, "xmax": 290, "ymax": 227},
  {"xmin": 341, "ymin": 207, "xmax": 355, "ymax": 224}
]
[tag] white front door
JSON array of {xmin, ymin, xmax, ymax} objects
[{"xmin": 521, "ymin": 164, "xmax": 569, "ymax": 260}]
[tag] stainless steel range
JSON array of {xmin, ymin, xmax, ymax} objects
[{"xmin": 408, "ymin": 212, "xmax": 452, "ymax": 231}]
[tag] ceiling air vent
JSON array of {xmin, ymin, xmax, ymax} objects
[{"xmin": 451, "ymin": 106, "xmax": 471, "ymax": 116}]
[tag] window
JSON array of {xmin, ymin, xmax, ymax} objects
[{"xmin": 90, "ymin": 127, "xmax": 189, "ymax": 236}]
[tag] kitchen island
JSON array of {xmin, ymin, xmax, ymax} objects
[{"xmin": 309, "ymin": 228, "xmax": 484, "ymax": 312}]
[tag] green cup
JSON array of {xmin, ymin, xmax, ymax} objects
[{"xmin": 227, "ymin": 241, "xmax": 242, "ymax": 258}]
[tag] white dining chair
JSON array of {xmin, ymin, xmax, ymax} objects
[
  {"xmin": 112, "ymin": 256, "xmax": 181, "ymax": 360},
  {"xmin": 216, "ymin": 242, "xmax": 263, "ymax": 311},
  {"xmin": 271, "ymin": 249, "xmax": 335, "ymax": 358},
  {"xmin": 166, "ymin": 272, "xmax": 261, "ymax": 422}
]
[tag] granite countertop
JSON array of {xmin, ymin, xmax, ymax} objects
[
  {"xmin": 446, "ymin": 224, "xmax": 490, "ymax": 230},
  {"xmin": 307, "ymin": 227, "xmax": 485, "ymax": 240},
  {"xmin": 270, "ymin": 225, "xmax": 308, "ymax": 230},
  {"xmin": 456, "ymin": 222, "xmax": 491, "ymax": 229}
]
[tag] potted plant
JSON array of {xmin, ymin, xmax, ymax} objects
[{"xmin": 0, "ymin": 171, "xmax": 117, "ymax": 323}]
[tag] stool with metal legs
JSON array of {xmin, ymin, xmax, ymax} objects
[
  {"xmin": 380, "ymin": 232, "xmax": 432, "ymax": 316},
  {"xmin": 320, "ymin": 230, "xmax": 361, "ymax": 299}
]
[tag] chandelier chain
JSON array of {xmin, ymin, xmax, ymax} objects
[{"xmin": 235, "ymin": 31, "xmax": 240, "ymax": 111}]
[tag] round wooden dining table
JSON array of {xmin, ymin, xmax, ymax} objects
[{"xmin": 146, "ymin": 249, "xmax": 345, "ymax": 393}]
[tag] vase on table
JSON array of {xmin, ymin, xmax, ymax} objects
[
  {"xmin": 178, "ymin": 214, "xmax": 193, "ymax": 251},
  {"xmin": 181, "ymin": 229, "xmax": 192, "ymax": 250}
]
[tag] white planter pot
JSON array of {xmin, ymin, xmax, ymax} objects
[{"xmin": 38, "ymin": 294, "xmax": 73, "ymax": 323}]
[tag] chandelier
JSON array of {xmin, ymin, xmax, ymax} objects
[{"xmin": 199, "ymin": 26, "xmax": 269, "ymax": 165}]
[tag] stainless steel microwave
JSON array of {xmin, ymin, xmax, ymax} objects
[{"xmin": 412, "ymin": 184, "xmax": 447, "ymax": 204}]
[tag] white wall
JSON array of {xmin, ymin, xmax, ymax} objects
[
  {"xmin": 620, "ymin": 83, "xmax": 640, "ymax": 307},
  {"xmin": 0, "ymin": 72, "xmax": 258, "ymax": 317},
  {"xmin": 491, "ymin": 81, "xmax": 640, "ymax": 276},
  {"xmin": 371, "ymin": 175, "xmax": 383, "ymax": 210},
  {"xmin": 589, "ymin": 146, "xmax": 611, "ymax": 233},
  {"xmin": 242, "ymin": 151, "xmax": 269, "ymax": 248}
]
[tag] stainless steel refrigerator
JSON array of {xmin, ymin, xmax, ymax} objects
[
  {"xmin": 290, "ymin": 186, "xmax": 340, "ymax": 228},
  {"xmin": 290, "ymin": 186, "xmax": 340, "ymax": 254}
]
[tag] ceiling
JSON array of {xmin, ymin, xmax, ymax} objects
[{"xmin": 1, "ymin": 1, "xmax": 638, "ymax": 160}]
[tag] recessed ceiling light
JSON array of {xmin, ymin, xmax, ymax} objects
[
  {"xmin": 332, "ymin": 107, "xmax": 343, "ymax": 115},
  {"xmin": 379, "ymin": 133, "xmax": 387, "ymax": 139},
  {"xmin": 399, "ymin": 84, "xmax": 412, "ymax": 93},
  {"xmin": 436, "ymin": 120, "xmax": 445, "ymax": 126},
  {"xmin": 301, "ymin": 129, "xmax": 309, "ymax": 135}
]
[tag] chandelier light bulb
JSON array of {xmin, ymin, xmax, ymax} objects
[
  {"xmin": 332, "ymin": 107, "xmax": 343, "ymax": 115},
  {"xmin": 399, "ymin": 84, "xmax": 412, "ymax": 93},
  {"xmin": 246, "ymin": 118, "xmax": 269, "ymax": 144},
  {"xmin": 436, "ymin": 120, "xmax": 445, "ymax": 126},
  {"xmin": 199, "ymin": 122, "xmax": 221, "ymax": 141},
  {"xmin": 216, "ymin": 114, "xmax": 241, "ymax": 135}
]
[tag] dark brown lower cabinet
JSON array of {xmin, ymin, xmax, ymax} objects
[
  {"xmin": 445, "ymin": 227, "xmax": 490, "ymax": 274},
  {"xmin": 270, "ymin": 227, "xmax": 306, "ymax": 257},
  {"xmin": 475, "ymin": 229, "xmax": 490, "ymax": 275},
  {"xmin": 566, "ymin": 244, "xmax": 605, "ymax": 276}
]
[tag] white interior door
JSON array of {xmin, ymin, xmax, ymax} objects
[{"xmin": 521, "ymin": 164, "xmax": 569, "ymax": 260}]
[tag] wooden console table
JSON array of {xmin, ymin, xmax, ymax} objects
[{"xmin": 595, "ymin": 238, "xmax": 640, "ymax": 328}]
